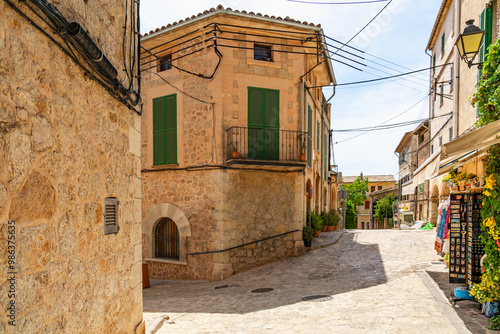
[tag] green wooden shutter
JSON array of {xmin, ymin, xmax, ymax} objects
[
  {"xmin": 264, "ymin": 89, "xmax": 279, "ymax": 160},
  {"xmin": 153, "ymin": 97, "xmax": 166, "ymax": 165},
  {"xmin": 478, "ymin": 6, "xmax": 493, "ymax": 80},
  {"xmin": 307, "ymin": 106, "xmax": 312, "ymax": 168},
  {"xmin": 153, "ymin": 94, "xmax": 177, "ymax": 165},
  {"xmin": 432, "ymin": 54, "xmax": 436, "ymax": 74},
  {"xmin": 316, "ymin": 120, "xmax": 320, "ymax": 151},
  {"xmin": 164, "ymin": 95, "xmax": 177, "ymax": 164},
  {"xmin": 248, "ymin": 88, "xmax": 263, "ymax": 160}
]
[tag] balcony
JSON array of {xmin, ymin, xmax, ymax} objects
[{"xmin": 226, "ymin": 127, "xmax": 307, "ymax": 169}]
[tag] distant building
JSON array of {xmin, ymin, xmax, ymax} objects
[
  {"xmin": 394, "ymin": 131, "xmax": 418, "ymax": 224},
  {"xmin": 140, "ymin": 5, "xmax": 336, "ymax": 280},
  {"xmin": 341, "ymin": 174, "xmax": 396, "ymax": 229}
]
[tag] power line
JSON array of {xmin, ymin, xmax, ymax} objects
[
  {"xmin": 333, "ymin": 95, "xmax": 429, "ymax": 144},
  {"xmin": 331, "ymin": 0, "xmax": 393, "ymax": 56},
  {"xmin": 287, "ymin": 0, "xmax": 390, "ymax": 4},
  {"xmin": 332, "ymin": 112, "xmax": 453, "ymax": 132}
]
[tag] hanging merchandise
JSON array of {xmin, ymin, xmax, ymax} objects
[
  {"xmin": 467, "ymin": 193, "xmax": 484, "ymax": 287},
  {"xmin": 449, "ymin": 193, "xmax": 467, "ymax": 284},
  {"xmin": 435, "ymin": 199, "xmax": 450, "ymax": 254}
]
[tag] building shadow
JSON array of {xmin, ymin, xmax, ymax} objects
[{"xmin": 143, "ymin": 232, "xmax": 388, "ymax": 315}]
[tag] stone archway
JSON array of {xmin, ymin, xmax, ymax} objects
[{"xmin": 143, "ymin": 203, "xmax": 191, "ymax": 263}]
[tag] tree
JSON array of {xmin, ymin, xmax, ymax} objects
[
  {"xmin": 344, "ymin": 177, "xmax": 369, "ymax": 229},
  {"xmin": 374, "ymin": 194, "xmax": 397, "ymax": 222},
  {"xmin": 345, "ymin": 200, "xmax": 357, "ymax": 229},
  {"xmin": 345, "ymin": 177, "xmax": 369, "ymax": 206}
]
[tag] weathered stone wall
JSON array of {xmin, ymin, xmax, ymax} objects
[
  {"xmin": 0, "ymin": 1, "xmax": 143, "ymax": 333},
  {"xmin": 222, "ymin": 170, "xmax": 304, "ymax": 274},
  {"xmin": 142, "ymin": 170, "xmax": 219, "ymax": 280}
]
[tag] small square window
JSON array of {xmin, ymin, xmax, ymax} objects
[
  {"xmin": 371, "ymin": 186, "xmax": 375, "ymax": 192},
  {"xmin": 378, "ymin": 186, "xmax": 382, "ymax": 190},
  {"xmin": 159, "ymin": 54, "xmax": 172, "ymax": 72},
  {"xmin": 254, "ymin": 44, "xmax": 272, "ymax": 61}
]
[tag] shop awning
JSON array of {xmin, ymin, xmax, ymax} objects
[
  {"xmin": 413, "ymin": 149, "xmax": 441, "ymax": 185},
  {"xmin": 402, "ymin": 183, "xmax": 414, "ymax": 195},
  {"xmin": 440, "ymin": 119, "xmax": 500, "ymax": 161}
]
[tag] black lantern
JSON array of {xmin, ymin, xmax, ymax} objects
[{"xmin": 455, "ymin": 19, "xmax": 485, "ymax": 68}]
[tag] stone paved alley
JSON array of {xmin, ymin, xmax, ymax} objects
[{"xmin": 143, "ymin": 230, "xmax": 472, "ymax": 333}]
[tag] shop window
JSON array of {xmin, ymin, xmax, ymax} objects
[
  {"xmin": 155, "ymin": 218, "xmax": 180, "ymax": 260},
  {"xmin": 254, "ymin": 44, "xmax": 272, "ymax": 61}
]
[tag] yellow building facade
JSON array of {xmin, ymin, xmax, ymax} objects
[{"xmin": 140, "ymin": 6, "xmax": 336, "ymax": 280}]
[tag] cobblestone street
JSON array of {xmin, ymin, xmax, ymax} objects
[{"xmin": 143, "ymin": 230, "xmax": 470, "ymax": 333}]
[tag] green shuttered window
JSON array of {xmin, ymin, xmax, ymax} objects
[
  {"xmin": 478, "ymin": 6, "xmax": 493, "ymax": 80},
  {"xmin": 153, "ymin": 94, "xmax": 177, "ymax": 165},
  {"xmin": 248, "ymin": 87, "xmax": 279, "ymax": 160},
  {"xmin": 323, "ymin": 132, "xmax": 328, "ymax": 179}
]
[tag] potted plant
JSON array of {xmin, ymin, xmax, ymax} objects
[
  {"xmin": 232, "ymin": 145, "xmax": 240, "ymax": 159},
  {"xmin": 321, "ymin": 211, "xmax": 328, "ymax": 232},
  {"xmin": 311, "ymin": 211, "xmax": 323, "ymax": 237},
  {"xmin": 303, "ymin": 225, "xmax": 314, "ymax": 247},
  {"xmin": 332, "ymin": 211, "xmax": 340, "ymax": 230}
]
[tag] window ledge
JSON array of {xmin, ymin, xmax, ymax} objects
[
  {"xmin": 246, "ymin": 58, "xmax": 281, "ymax": 69},
  {"xmin": 146, "ymin": 258, "xmax": 187, "ymax": 266}
]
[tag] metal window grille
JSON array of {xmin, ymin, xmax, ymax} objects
[
  {"xmin": 104, "ymin": 197, "xmax": 119, "ymax": 235},
  {"xmin": 155, "ymin": 218, "xmax": 180, "ymax": 260}
]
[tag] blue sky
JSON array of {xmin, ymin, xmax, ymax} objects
[{"xmin": 140, "ymin": 0, "xmax": 442, "ymax": 178}]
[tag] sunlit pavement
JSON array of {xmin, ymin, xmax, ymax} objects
[{"xmin": 143, "ymin": 230, "xmax": 469, "ymax": 334}]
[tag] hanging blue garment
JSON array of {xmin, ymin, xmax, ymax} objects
[{"xmin": 436, "ymin": 204, "xmax": 448, "ymax": 239}]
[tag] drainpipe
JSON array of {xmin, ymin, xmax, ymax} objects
[
  {"xmin": 321, "ymin": 84, "xmax": 336, "ymax": 213},
  {"xmin": 453, "ymin": 0, "xmax": 461, "ymax": 139}
]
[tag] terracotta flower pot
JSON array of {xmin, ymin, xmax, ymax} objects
[
  {"xmin": 299, "ymin": 154, "xmax": 306, "ymax": 161},
  {"xmin": 232, "ymin": 151, "xmax": 240, "ymax": 159},
  {"xmin": 313, "ymin": 230, "xmax": 321, "ymax": 238},
  {"xmin": 322, "ymin": 226, "xmax": 328, "ymax": 232}
]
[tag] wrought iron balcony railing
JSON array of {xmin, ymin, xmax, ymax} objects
[{"xmin": 226, "ymin": 126, "xmax": 307, "ymax": 164}]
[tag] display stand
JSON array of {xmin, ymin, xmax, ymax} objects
[
  {"xmin": 449, "ymin": 193, "xmax": 468, "ymax": 283},
  {"xmin": 467, "ymin": 192, "xmax": 484, "ymax": 288}
]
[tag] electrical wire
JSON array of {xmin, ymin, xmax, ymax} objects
[
  {"xmin": 287, "ymin": 0, "xmax": 390, "ymax": 3},
  {"xmin": 332, "ymin": 112, "xmax": 453, "ymax": 132},
  {"xmin": 331, "ymin": 0, "xmax": 393, "ymax": 56},
  {"xmin": 333, "ymin": 95, "xmax": 429, "ymax": 144}
]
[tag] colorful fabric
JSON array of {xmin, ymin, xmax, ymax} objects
[{"xmin": 437, "ymin": 203, "xmax": 448, "ymax": 239}]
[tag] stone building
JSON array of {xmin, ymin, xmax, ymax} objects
[
  {"xmin": 1, "ymin": 1, "xmax": 143, "ymax": 333},
  {"xmin": 410, "ymin": 0, "xmax": 500, "ymax": 225},
  {"xmin": 341, "ymin": 174, "xmax": 396, "ymax": 230},
  {"xmin": 394, "ymin": 131, "xmax": 418, "ymax": 224},
  {"xmin": 140, "ymin": 6, "xmax": 335, "ymax": 280}
]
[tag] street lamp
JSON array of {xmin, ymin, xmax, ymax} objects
[{"xmin": 455, "ymin": 19, "xmax": 485, "ymax": 68}]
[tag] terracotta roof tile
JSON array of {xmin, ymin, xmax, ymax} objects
[{"xmin": 142, "ymin": 4, "xmax": 321, "ymax": 37}]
